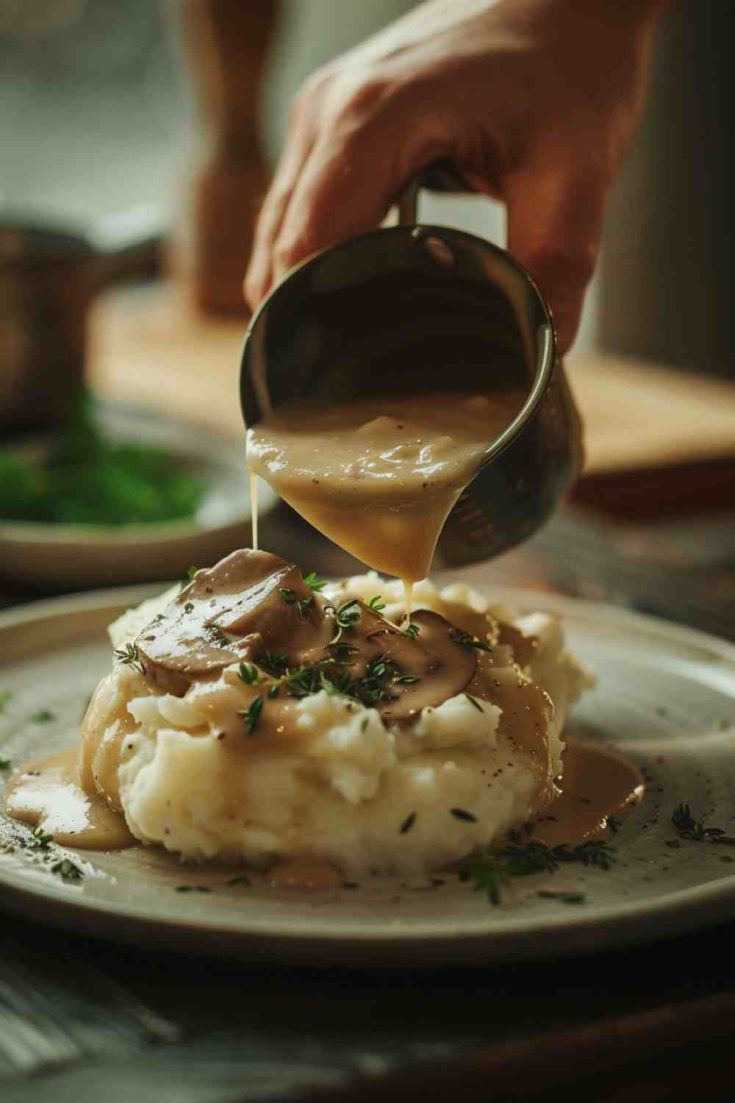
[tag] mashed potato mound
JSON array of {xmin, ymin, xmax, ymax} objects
[{"xmin": 80, "ymin": 564, "xmax": 592, "ymax": 879}]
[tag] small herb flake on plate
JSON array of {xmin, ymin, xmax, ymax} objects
[
  {"xmin": 400, "ymin": 812, "xmax": 417, "ymax": 835},
  {"xmin": 450, "ymin": 808, "xmax": 477, "ymax": 823},
  {"xmin": 31, "ymin": 709, "xmax": 55, "ymax": 723},
  {"xmin": 51, "ymin": 858, "xmax": 84, "ymax": 883},
  {"xmin": 537, "ymin": 890, "xmax": 586, "ymax": 905},
  {"xmin": 671, "ymin": 803, "xmax": 735, "ymax": 845},
  {"xmin": 175, "ymin": 885, "xmax": 212, "ymax": 893},
  {"xmin": 0, "ymin": 690, "xmax": 11, "ymax": 713},
  {"xmin": 303, "ymin": 571, "xmax": 327, "ymax": 592}
]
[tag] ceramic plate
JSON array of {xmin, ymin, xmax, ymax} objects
[
  {"xmin": 0, "ymin": 400, "xmax": 276, "ymax": 588},
  {"xmin": 0, "ymin": 581, "xmax": 734, "ymax": 966}
]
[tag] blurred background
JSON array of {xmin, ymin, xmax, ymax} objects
[{"xmin": 0, "ymin": 0, "xmax": 734, "ymax": 635}]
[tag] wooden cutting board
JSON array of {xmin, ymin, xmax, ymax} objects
[{"xmin": 88, "ymin": 283, "xmax": 735, "ymax": 517}]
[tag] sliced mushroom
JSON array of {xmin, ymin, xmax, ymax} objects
[{"xmin": 135, "ymin": 549, "xmax": 331, "ymax": 694}]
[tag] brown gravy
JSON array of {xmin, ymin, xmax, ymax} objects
[
  {"xmin": 5, "ymin": 748, "xmax": 134, "ymax": 850},
  {"xmin": 532, "ymin": 739, "xmax": 644, "ymax": 847},
  {"xmin": 246, "ymin": 391, "xmax": 524, "ymax": 583}
]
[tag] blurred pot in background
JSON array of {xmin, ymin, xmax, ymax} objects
[{"xmin": 0, "ymin": 208, "xmax": 162, "ymax": 436}]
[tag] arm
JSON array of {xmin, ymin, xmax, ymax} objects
[{"xmin": 245, "ymin": 0, "xmax": 666, "ymax": 352}]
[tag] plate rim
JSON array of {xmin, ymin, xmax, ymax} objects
[{"xmin": 1, "ymin": 581, "xmax": 735, "ymax": 965}]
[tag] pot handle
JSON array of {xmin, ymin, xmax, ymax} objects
[{"xmin": 396, "ymin": 160, "xmax": 469, "ymax": 225}]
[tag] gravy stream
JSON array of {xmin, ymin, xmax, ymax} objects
[
  {"xmin": 5, "ymin": 748, "xmax": 134, "ymax": 850},
  {"xmin": 246, "ymin": 391, "xmax": 524, "ymax": 583}
]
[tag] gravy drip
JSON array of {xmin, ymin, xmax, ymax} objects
[
  {"xmin": 532, "ymin": 739, "xmax": 644, "ymax": 847},
  {"xmin": 246, "ymin": 391, "xmax": 524, "ymax": 581},
  {"xmin": 5, "ymin": 748, "xmax": 134, "ymax": 850}
]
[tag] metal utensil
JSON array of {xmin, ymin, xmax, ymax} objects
[
  {"xmin": 0, "ymin": 206, "xmax": 162, "ymax": 435},
  {"xmin": 240, "ymin": 164, "xmax": 582, "ymax": 567}
]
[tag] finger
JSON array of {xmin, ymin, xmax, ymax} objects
[
  {"xmin": 244, "ymin": 85, "xmax": 322, "ymax": 309},
  {"xmin": 505, "ymin": 167, "xmax": 605, "ymax": 354},
  {"xmin": 269, "ymin": 106, "xmax": 453, "ymax": 290}
]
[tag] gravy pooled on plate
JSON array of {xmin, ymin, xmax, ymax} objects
[{"xmin": 246, "ymin": 391, "xmax": 524, "ymax": 583}]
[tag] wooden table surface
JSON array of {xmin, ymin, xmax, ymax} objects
[{"xmin": 2, "ymin": 282, "xmax": 735, "ymax": 1101}]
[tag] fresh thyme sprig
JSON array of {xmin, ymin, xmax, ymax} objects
[
  {"xmin": 278, "ymin": 588, "xmax": 313, "ymax": 618},
  {"xmin": 402, "ymin": 623, "xmax": 420, "ymax": 640},
  {"xmin": 463, "ymin": 838, "xmax": 614, "ymax": 906},
  {"xmin": 114, "ymin": 642, "xmax": 144, "ymax": 675},
  {"xmin": 324, "ymin": 599, "xmax": 362, "ymax": 644},
  {"xmin": 671, "ymin": 803, "xmax": 735, "ymax": 845},
  {"xmin": 368, "ymin": 595, "xmax": 386, "ymax": 612}
]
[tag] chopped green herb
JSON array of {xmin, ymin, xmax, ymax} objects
[
  {"xmin": 225, "ymin": 875, "xmax": 251, "ymax": 887},
  {"xmin": 302, "ymin": 571, "xmax": 327, "ymax": 592},
  {"xmin": 368, "ymin": 596, "xmax": 386, "ymax": 612},
  {"xmin": 31, "ymin": 827, "xmax": 53, "ymax": 849},
  {"xmin": 51, "ymin": 858, "xmax": 84, "ymax": 883},
  {"xmin": 449, "ymin": 629, "xmax": 492, "ymax": 653},
  {"xmin": 0, "ymin": 392, "xmax": 204, "ymax": 528},
  {"xmin": 0, "ymin": 758, "xmax": 11, "ymax": 771},
  {"xmin": 278, "ymin": 588, "xmax": 313, "ymax": 618},
  {"xmin": 325, "ymin": 599, "xmax": 362, "ymax": 643},
  {"xmin": 451, "ymin": 807, "xmax": 477, "ymax": 823},
  {"xmin": 671, "ymin": 803, "xmax": 735, "ymax": 844},
  {"xmin": 180, "ymin": 566, "xmax": 199, "ymax": 589},
  {"xmin": 237, "ymin": 662, "xmax": 259, "ymax": 685},
  {"xmin": 714, "ymin": 718, "xmax": 730, "ymax": 730},
  {"xmin": 260, "ymin": 652, "xmax": 289, "ymax": 677},
  {"xmin": 402, "ymin": 623, "xmax": 420, "ymax": 640},
  {"xmin": 464, "ymin": 693, "xmax": 483, "ymax": 712},
  {"xmin": 400, "ymin": 812, "xmax": 417, "ymax": 835},
  {"xmin": 537, "ymin": 890, "xmax": 586, "ymax": 905},
  {"xmin": 114, "ymin": 642, "xmax": 144, "ymax": 675},
  {"xmin": 238, "ymin": 696, "xmax": 264, "ymax": 736},
  {"xmin": 175, "ymin": 884, "xmax": 212, "ymax": 893},
  {"xmin": 0, "ymin": 690, "xmax": 11, "ymax": 714},
  {"xmin": 360, "ymin": 717, "xmax": 369, "ymax": 733},
  {"xmin": 31, "ymin": 709, "xmax": 55, "ymax": 723},
  {"xmin": 330, "ymin": 642, "xmax": 357, "ymax": 665},
  {"xmin": 268, "ymin": 684, "xmax": 280, "ymax": 699},
  {"xmin": 183, "ymin": 602, "xmax": 194, "ymax": 614},
  {"xmin": 395, "ymin": 674, "xmax": 419, "ymax": 686},
  {"xmin": 463, "ymin": 837, "xmax": 614, "ymax": 906}
]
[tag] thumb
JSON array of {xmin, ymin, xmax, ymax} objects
[{"xmin": 505, "ymin": 168, "xmax": 605, "ymax": 355}]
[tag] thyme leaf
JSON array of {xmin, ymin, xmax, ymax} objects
[
  {"xmin": 278, "ymin": 588, "xmax": 313, "ymax": 618},
  {"xmin": 449, "ymin": 629, "xmax": 492, "ymax": 653},
  {"xmin": 238, "ymin": 696, "xmax": 264, "ymax": 736},
  {"xmin": 402, "ymin": 623, "xmax": 420, "ymax": 640},
  {"xmin": 31, "ymin": 709, "xmax": 55, "ymax": 723},
  {"xmin": 114, "ymin": 642, "xmax": 145, "ymax": 675},
  {"xmin": 302, "ymin": 571, "xmax": 327, "ymax": 592},
  {"xmin": 237, "ymin": 662, "xmax": 259, "ymax": 685},
  {"xmin": 368, "ymin": 596, "xmax": 386, "ymax": 612}
]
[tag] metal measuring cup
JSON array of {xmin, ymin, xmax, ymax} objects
[{"xmin": 240, "ymin": 164, "xmax": 582, "ymax": 567}]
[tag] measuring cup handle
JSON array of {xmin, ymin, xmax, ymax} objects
[{"xmin": 396, "ymin": 160, "xmax": 469, "ymax": 225}]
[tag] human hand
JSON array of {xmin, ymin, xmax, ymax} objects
[{"xmin": 245, "ymin": 0, "xmax": 664, "ymax": 353}]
